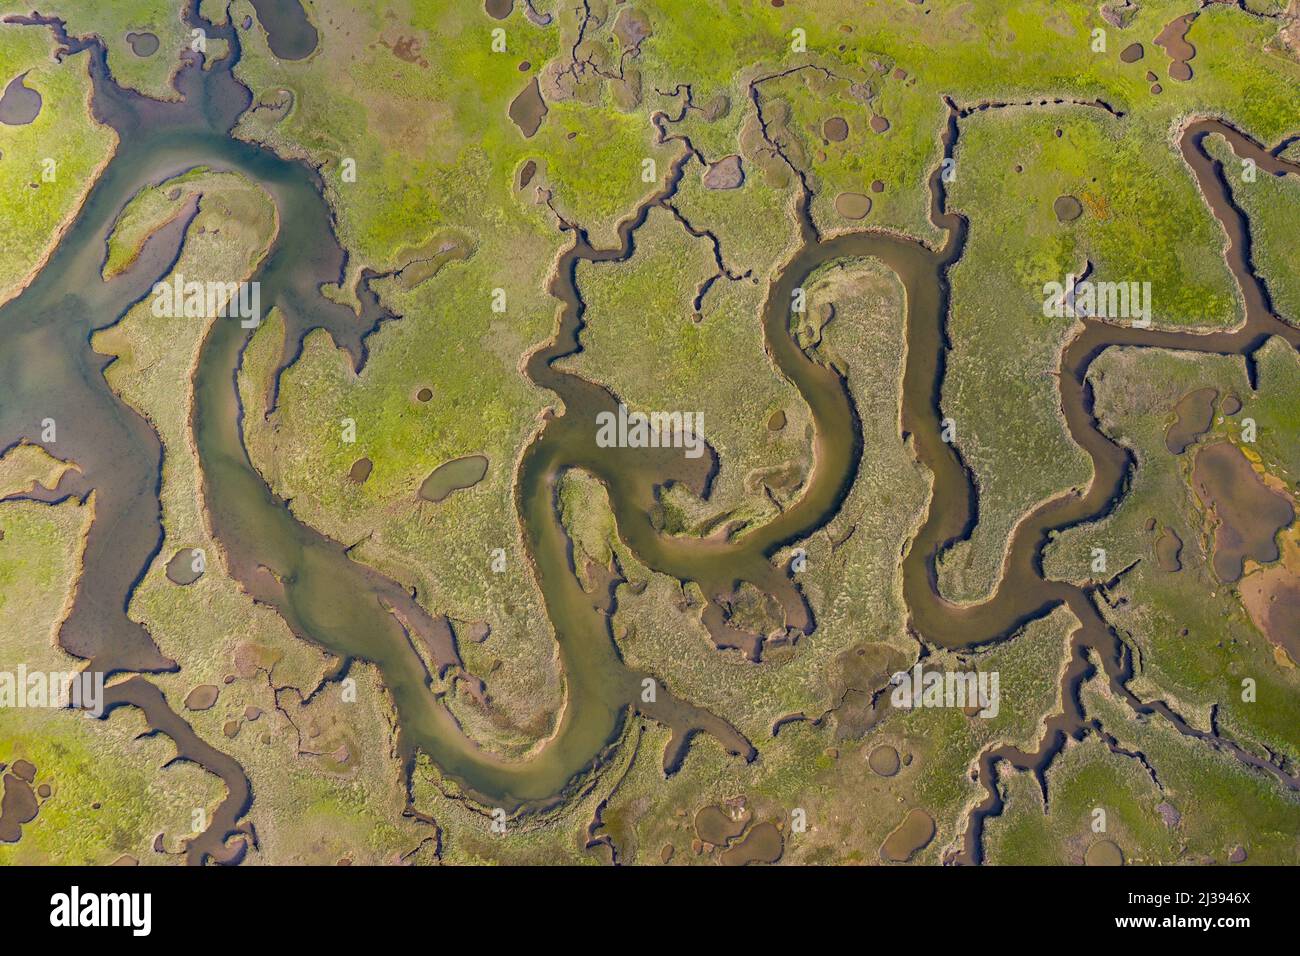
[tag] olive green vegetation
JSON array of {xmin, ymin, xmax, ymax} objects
[
  {"xmin": 222, "ymin": 0, "xmax": 1300, "ymax": 623},
  {"xmin": 78, "ymin": 168, "xmax": 452, "ymax": 864},
  {"xmin": 562, "ymin": 601, "xmax": 1076, "ymax": 865},
  {"xmin": 935, "ymin": 101, "xmax": 1244, "ymax": 604},
  {"xmin": 237, "ymin": 244, "xmax": 567, "ymax": 758},
  {"xmin": 0, "ymin": 0, "xmax": 201, "ymax": 100},
  {"xmin": 9, "ymin": 0, "xmax": 1300, "ymax": 864},
  {"xmin": 0, "ymin": 22, "xmax": 115, "ymax": 306},
  {"xmin": 1249, "ymin": 336, "xmax": 1300, "ymax": 482},
  {"xmin": 0, "ymin": 442, "xmax": 73, "ymax": 497},
  {"xmin": 983, "ymin": 731, "xmax": 1176, "ymax": 866},
  {"xmin": 0, "ymin": 487, "xmax": 435, "ymax": 864},
  {"xmin": 553, "ymin": 258, "xmax": 1074, "ymax": 863},
  {"xmin": 986, "ymin": 671, "xmax": 1300, "ymax": 865},
  {"xmin": 102, "ymin": 166, "xmax": 213, "ymax": 278},
  {"xmin": 588, "ymin": 257, "xmax": 926, "ymax": 742},
  {"xmin": 561, "ymin": 203, "xmax": 806, "ymax": 524},
  {"xmin": 218, "ymin": 0, "xmax": 1298, "ymax": 863},
  {"xmin": 0, "ymin": 492, "xmax": 223, "ymax": 865},
  {"xmin": 1042, "ymin": 345, "xmax": 1300, "ymax": 766},
  {"xmin": 1204, "ymin": 133, "xmax": 1300, "ymax": 329},
  {"xmin": 1081, "ymin": 676, "xmax": 1300, "ymax": 864}
]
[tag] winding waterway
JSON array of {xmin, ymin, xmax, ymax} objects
[{"xmin": 2, "ymin": 2, "xmax": 1296, "ymax": 863}]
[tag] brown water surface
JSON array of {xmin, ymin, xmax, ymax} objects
[
  {"xmin": 720, "ymin": 821, "xmax": 783, "ymax": 864},
  {"xmin": 125, "ymin": 31, "xmax": 159, "ymax": 57},
  {"xmin": 1192, "ymin": 442, "xmax": 1294, "ymax": 582},
  {"xmin": 1165, "ymin": 386, "xmax": 1217, "ymax": 454},
  {"xmin": 509, "ymin": 77, "xmax": 546, "ymax": 137},
  {"xmin": 418, "ymin": 454, "xmax": 487, "ymax": 503},
  {"xmin": 0, "ymin": 71, "xmax": 41, "ymax": 124},
  {"xmin": 881, "ymin": 808, "xmax": 934, "ymax": 862}
]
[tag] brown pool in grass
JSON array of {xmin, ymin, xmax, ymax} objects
[
  {"xmin": 165, "ymin": 547, "xmax": 205, "ymax": 585},
  {"xmin": 418, "ymin": 455, "xmax": 489, "ymax": 503},
  {"xmin": 1192, "ymin": 442, "xmax": 1295, "ymax": 583},
  {"xmin": 1053, "ymin": 195, "xmax": 1083, "ymax": 222},
  {"xmin": 348, "ymin": 456, "xmax": 373, "ymax": 484},
  {"xmin": 881, "ymin": 808, "xmax": 935, "ymax": 862},
  {"xmin": 694, "ymin": 804, "xmax": 748, "ymax": 845},
  {"xmin": 509, "ymin": 77, "xmax": 547, "ymax": 137},
  {"xmin": 1164, "ymin": 386, "xmax": 1217, "ymax": 454},
  {"xmin": 518, "ymin": 159, "xmax": 537, "ymax": 189},
  {"xmin": 1155, "ymin": 12, "xmax": 1197, "ymax": 82},
  {"xmin": 1085, "ymin": 839, "xmax": 1125, "ymax": 865},
  {"xmin": 834, "ymin": 192, "xmax": 871, "ymax": 219},
  {"xmin": 1154, "ymin": 527, "xmax": 1183, "ymax": 572},
  {"xmin": 125, "ymin": 31, "xmax": 160, "ymax": 57},
  {"xmin": 0, "ymin": 771, "xmax": 39, "ymax": 843},
  {"xmin": 720, "ymin": 821, "xmax": 783, "ymax": 865},
  {"xmin": 0, "ymin": 72, "xmax": 41, "ymax": 125},
  {"xmin": 184, "ymin": 684, "xmax": 220, "ymax": 712},
  {"xmin": 868, "ymin": 743, "xmax": 900, "ymax": 776}
]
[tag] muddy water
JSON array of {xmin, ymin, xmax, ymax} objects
[
  {"xmin": 1084, "ymin": 839, "xmax": 1124, "ymax": 865},
  {"xmin": 1053, "ymin": 194, "xmax": 1083, "ymax": 222},
  {"xmin": 946, "ymin": 120, "xmax": 1300, "ymax": 862},
  {"xmin": 868, "ymin": 743, "xmax": 900, "ymax": 776},
  {"xmin": 1192, "ymin": 442, "xmax": 1294, "ymax": 582},
  {"xmin": 0, "ymin": 71, "xmax": 41, "ymax": 124},
  {"xmin": 720, "ymin": 821, "xmax": 783, "ymax": 864},
  {"xmin": 417, "ymin": 454, "xmax": 487, "ymax": 502},
  {"xmin": 1165, "ymin": 386, "xmax": 1217, "ymax": 454},
  {"xmin": 125, "ymin": 31, "xmax": 159, "ymax": 57},
  {"xmin": 7, "ymin": 0, "xmax": 1299, "ymax": 862},
  {"xmin": 508, "ymin": 77, "xmax": 546, "ymax": 137},
  {"xmin": 1241, "ymin": 568, "xmax": 1300, "ymax": 662},
  {"xmin": 694, "ymin": 804, "xmax": 747, "ymax": 845},
  {"xmin": 881, "ymin": 808, "xmax": 935, "ymax": 862},
  {"xmin": 0, "ymin": 769, "xmax": 39, "ymax": 843},
  {"xmin": 248, "ymin": 0, "xmax": 318, "ymax": 61},
  {"xmin": 165, "ymin": 547, "xmax": 205, "ymax": 585},
  {"xmin": 1154, "ymin": 527, "xmax": 1182, "ymax": 572},
  {"xmin": 1155, "ymin": 13, "xmax": 1197, "ymax": 82},
  {"xmin": 348, "ymin": 456, "xmax": 373, "ymax": 483}
]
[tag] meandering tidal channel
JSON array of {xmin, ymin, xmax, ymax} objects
[{"xmin": 2, "ymin": 3, "xmax": 1296, "ymax": 863}]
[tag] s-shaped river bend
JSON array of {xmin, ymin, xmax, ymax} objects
[{"xmin": 2, "ymin": 4, "xmax": 1296, "ymax": 863}]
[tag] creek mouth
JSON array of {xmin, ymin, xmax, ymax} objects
[{"xmin": 3, "ymin": 1, "xmax": 1298, "ymax": 863}]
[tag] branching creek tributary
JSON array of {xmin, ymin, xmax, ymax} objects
[{"xmin": 2, "ymin": 2, "xmax": 1297, "ymax": 864}]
